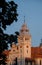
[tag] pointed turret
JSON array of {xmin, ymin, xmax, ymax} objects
[{"xmin": 20, "ymin": 22, "xmax": 30, "ymax": 35}]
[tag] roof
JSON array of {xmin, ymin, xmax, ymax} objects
[
  {"xmin": 2, "ymin": 47, "xmax": 42, "ymax": 59},
  {"xmin": 3, "ymin": 50, "xmax": 10, "ymax": 56},
  {"xmin": 31, "ymin": 47, "xmax": 42, "ymax": 58},
  {"xmin": 20, "ymin": 23, "xmax": 29, "ymax": 33}
]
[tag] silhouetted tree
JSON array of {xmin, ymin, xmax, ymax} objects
[
  {"xmin": 0, "ymin": 0, "xmax": 18, "ymax": 64},
  {"xmin": 0, "ymin": 0, "xmax": 18, "ymax": 30},
  {"xmin": 7, "ymin": 31, "xmax": 19, "ymax": 47},
  {"xmin": 0, "ymin": 53, "xmax": 7, "ymax": 65}
]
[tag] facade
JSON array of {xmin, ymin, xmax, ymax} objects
[{"xmin": 4, "ymin": 22, "xmax": 42, "ymax": 65}]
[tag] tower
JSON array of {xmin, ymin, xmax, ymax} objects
[{"xmin": 18, "ymin": 22, "xmax": 31, "ymax": 65}]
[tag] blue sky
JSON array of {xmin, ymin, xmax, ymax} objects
[{"xmin": 5, "ymin": 0, "xmax": 42, "ymax": 46}]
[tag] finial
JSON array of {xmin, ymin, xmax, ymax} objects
[
  {"xmin": 24, "ymin": 16, "xmax": 25, "ymax": 23},
  {"xmin": 41, "ymin": 39, "xmax": 42, "ymax": 43}
]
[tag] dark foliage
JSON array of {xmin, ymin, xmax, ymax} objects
[
  {"xmin": 0, "ymin": 0, "xmax": 18, "ymax": 30},
  {"xmin": 15, "ymin": 31, "xmax": 19, "ymax": 35},
  {"xmin": 7, "ymin": 31, "xmax": 19, "ymax": 46},
  {"xmin": 0, "ymin": 0, "xmax": 18, "ymax": 64},
  {"xmin": 0, "ymin": 53, "xmax": 7, "ymax": 65},
  {"xmin": 0, "ymin": 33, "xmax": 8, "ymax": 53}
]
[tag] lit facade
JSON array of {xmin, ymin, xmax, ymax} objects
[{"xmin": 5, "ymin": 22, "xmax": 42, "ymax": 65}]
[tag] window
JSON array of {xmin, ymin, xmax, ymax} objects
[
  {"xmin": 27, "ymin": 50, "xmax": 28, "ymax": 53},
  {"xmin": 13, "ymin": 50, "xmax": 15, "ymax": 51},
  {"xmin": 26, "ymin": 46, "xmax": 28, "ymax": 48},
  {"xmin": 17, "ymin": 47, "xmax": 18, "ymax": 50},
  {"xmin": 20, "ymin": 46, "xmax": 22, "ymax": 48}
]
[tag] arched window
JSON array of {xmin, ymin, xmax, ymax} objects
[
  {"xmin": 17, "ymin": 47, "xmax": 18, "ymax": 50},
  {"xmin": 26, "ymin": 46, "xmax": 28, "ymax": 48},
  {"xmin": 27, "ymin": 50, "xmax": 28, "ymax": 53}
]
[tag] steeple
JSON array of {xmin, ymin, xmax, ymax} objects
[
  {"xmin": 20, "ymin": 20, "xmax": 29, "ymax": 34},
  {"xmin": 18, "ymin": 19, "xmax": 31, "ymax": 60},
  {"xmin": 24, "ymin": 16, "xmax": 25, "ymax": 23}
]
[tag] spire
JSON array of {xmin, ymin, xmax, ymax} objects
[
  {"xmin": 24, "ymin": 16, "xmax": 25, "ymax": 24},
  {"xmin": 41, "ymin": 39, "xmax": 42, "ymax": 43},
  {"xmin": 40, "ymin": 39, "xmax": 42, "ymax": 47},
  {"xmin": 20, "ymin": 17, "xmax": 29, "ymax": 34}
]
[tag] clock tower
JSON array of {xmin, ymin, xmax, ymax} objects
[{"xmin": 18, "ymin": 22, "xmax": 31, "ymax": 65}]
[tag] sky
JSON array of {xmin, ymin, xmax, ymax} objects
[{"xmin": 5, "ymin": 0, "xmax": 42, "ymax": 46}]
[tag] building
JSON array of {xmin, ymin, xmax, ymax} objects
[{"xmin": 4, "ymin": 22, "xmax": 42, "ymax": 65}]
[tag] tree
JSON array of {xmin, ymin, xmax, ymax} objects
[
  {"xmin": 0, "ymin": 0, "xmax": 18, "ymax": 30},
  {"xmin": 8, "ymin": 31, "xmax": 19, "ymax": 46},
  {"xmin": 0, "ymin": 0, "xmax": 18, "ymax": 64}
]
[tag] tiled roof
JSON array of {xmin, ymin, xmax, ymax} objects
[
  {"xmin": 2, "ymin": 47, "xmax": 42, "ymax": 59},
  {"xmin": 31, "ymin": 47, "xmax": 42, "ymax": 58}
]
